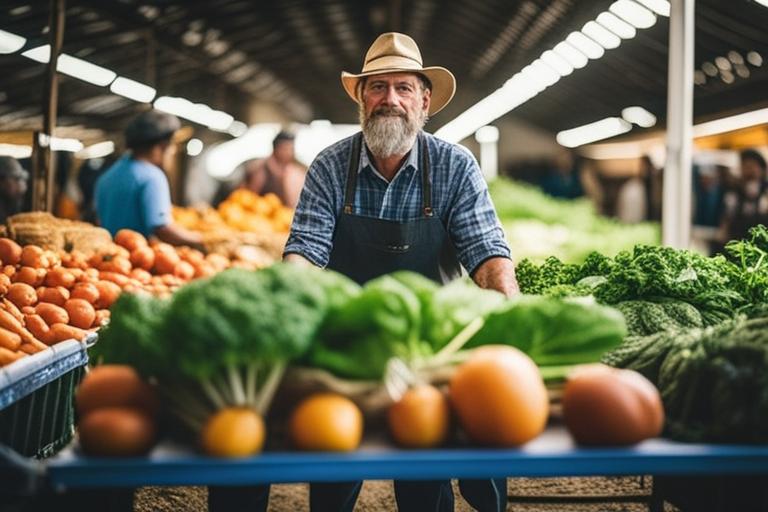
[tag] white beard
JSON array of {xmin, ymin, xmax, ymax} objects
[{"xmin": 360, "ymin": 105, "xmax": 427, "ymax": 159}]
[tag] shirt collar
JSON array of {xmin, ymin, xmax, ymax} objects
[{"xmin": 358, "ymin": 134, "xmax": 420, "ymax": 181}]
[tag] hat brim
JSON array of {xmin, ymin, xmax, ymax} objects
[{"xmin": 341, "ymin": 66, "xmax": 456, "ymax": 116}]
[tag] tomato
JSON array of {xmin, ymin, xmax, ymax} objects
[
  {"xmin": 78, "ymin": 407, "xmax": 157, "ymax": 456},
  {"xmin": 76, "ymin": 365, "xmax": 159, "ymax": 417},
  {"xmin": 450, "ymin": 345, "xmax": 549, "ymax": 447},
  {"xmin": 200, "ymin": 407, "xmax": 265, "ymax": 457},
  {"xmin": 388, "ymin": 384, "xmax": 450, "ymax": 448},
  {"xmin": 562, "ymin": 364, "xmax": 664, "ymax": 446},
  {"xmin": 290, "ymin": 393, "xmax": 363, "ymax": 452}
]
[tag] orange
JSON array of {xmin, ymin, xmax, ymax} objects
[
  {"xmin": 200, "ymin": 407, "xmax": 265, "ymax": 457},
  {"xmin": 290, "ymin": 393, "xmax": 363, "ymax": 452},
  {"xmin": 388, "ymin": 384, "xmax": 450, "ymax": 449},
  {"xmin": 64, "ymin": 298, "xmax": 96, "ymax": 329}
]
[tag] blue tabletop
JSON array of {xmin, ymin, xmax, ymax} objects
[{"xmin": 46, "ymin": 426, "xmax": 768, "ymax": 489}]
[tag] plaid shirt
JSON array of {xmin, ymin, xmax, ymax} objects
[{"xmin": 284, "ymin": 131, "xmax": 511, "ymax": 274}]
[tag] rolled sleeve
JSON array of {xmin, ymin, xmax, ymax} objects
[
  {"xmin": 447, "ymin": 153, "xmax": 511, "ymax": 275},
  {"xmin": 140, "ymin": 172, "xmax": 172, "ymax": 234},
  {"xmin": 283, "ymin": 159, "xmax": 338, "ymax": 267}
]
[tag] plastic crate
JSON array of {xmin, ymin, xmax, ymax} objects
[{"xmin": 0, "ymin": 337, "xmax": 93, "ymax": 459}]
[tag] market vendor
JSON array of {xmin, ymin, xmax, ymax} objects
[
  {"xmin": 280, "ymin": 31, "xmax": 517, "ymax": 512},
  {"xmin": 242, "ymin": 130, "xmax": 306, "ymax": 208},
  {"xmin": 94, "ymin": 110, "xmax": 203, "ymax": 249},
  {"xmin": 0, "ymin": 156, "xmax": 29, "ymax": 223}
]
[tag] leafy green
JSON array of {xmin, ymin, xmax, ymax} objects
[
  {"xmin": 465, "ymin": 295, "xmax": 627, "ymax": 366},
  {"xmin": 308, "ymin": 274, "xmax": 425, "ymax": 380},
  {"xmin": 91, "ymin": 292, "xmax": 169, "ymax": 376},
  {"xmin": 724, "ymin": 224, "xmax": 768, "ymax": 305},
  {"xmin": 603, "ymin": 316, "xmax": 768, "ymax": 443}
]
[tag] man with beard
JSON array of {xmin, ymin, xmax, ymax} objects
[{"xmin": 282, "ymin": 32, "xmax": 516, "ymax": 511}]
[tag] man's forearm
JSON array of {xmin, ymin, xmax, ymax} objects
[
  {"xmin": 472, "ymin": 257, "xmax": 520, "ymax": 297},
  {"xmin": 283, "ymin": 252, "xmax": 317, "ymax": 267},
  {"xmin": 154, "ymin": 224, "xmax": 204, "ymax": 251}
]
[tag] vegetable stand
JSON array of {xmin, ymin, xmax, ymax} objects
[{"xmin": 26, "ymin": 425, "xmax": 767, "ymax": 512}]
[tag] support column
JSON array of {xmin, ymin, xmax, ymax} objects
[
  {"xmin": 32, "ymin": 0, "xmax": 66, "ymax": 212},
  {"xmin": 662, "ymin": 0, "xmax": 695, "ymax": 248},
  {"xmin": 475, "ymin": 126, "xmax": 499, "ymax": 181}
]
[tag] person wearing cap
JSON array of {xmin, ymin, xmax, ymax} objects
[
  {"xmin": 94, "ymin": 110, "xmax": 203, "ymax": 248},
  {"xmin": 0, "ymin": 156, "xmax": 29, "ymax": 223},
  {"xmin": 281, "ymin": 32, "xmax": 516, "ymax": 511},
  {"xmin": 242, "ymin": 130, "xmax": 306, "ymax": 208}
]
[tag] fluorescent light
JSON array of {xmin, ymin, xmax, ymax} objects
[
  {"xmin": 50, "ymin": 137, "xmax": 84, "ymax": 152},
  {"xmin": 754, "ymin": 0, "xmax": 768, "ymax": 7},
  {"xmin": 597, "ymin": 12, "xmax": 637, "ymax": 39},
  {"xmin": 621, "ymin": 106, "xmax": 657, "ymax": 128},
  {"xmin": 22, "ymin": 45, "xmax": 116, "ymax": 86},
  {"xmin": 610, "ymin": 0, "xmax": 656, "ymax": 29},
  {"xmin": 0, "ymin": 144, "xmax": 32, "ymax": 158},
  {"xmin": 540, "ymin": 50, "xmax": 574, "ymax": 76},
  {"xmin": 582, "ymin": 21, "xmax": 621, "ymax": 50},
  {"xmin": 76, "ymin": 141, "xmax": 115, "ymax": 159},
  {"xmin": 110, "ymin": 77, "xmax": 156, "ymax": 103},
  {"xmin": 566, "ymin": 32, "xmax": 605, "ymax": 60},
  {"xmin": 693, "ymin": 107, "xmax": 768, "ymax": 138},
  {"xmin": 0, "ymin": 30, "xmax": 26, "ymax": 54},
  {"xmin": 531, "ymin": 60, "xmax": 561, "ymax": 86},
  {"xmin": 186, "ymin": 138, "xmax": 204, "ymax": 156},
  {"xmin": 634, "ymin": 0, "xmax": 670, "ymax": 16},
  {"xmin": 553, "ymin": 41, "xmax": 588, "ymax": 69},
  {"xmin": 475, "ymin": 126, "xmax": 499, "ymax": 144},
  {"xmin": 556, "ymin": 117, "xmax": 632, "ymax": 147},
  {"xmin": 154, "ymin": 96, "xmax": 234, "ymax": 131},
  {"xmin": 227, "ymin": 121, "xmax": 248, "ymax": 137}
]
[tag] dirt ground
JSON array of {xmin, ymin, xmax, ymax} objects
[{"xmin": 134, "ymin": 477, "xmax": 681, "ymax": 511}]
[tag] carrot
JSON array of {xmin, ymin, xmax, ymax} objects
[
  {"xmin": 48, "ymin": 323, "xmax": 88, "ymax": 343},
  {"xmin": 0, "ymin": 326, "xmax": 21, "ymax": 351},
  {"xmin": 24, "ymin": 314, "xmax": 50, "ymax": 340},
  {"xmin": 2, "ymin": 298, "xmax": 24, "ymax": 323},
  {"xmin": 19, "ymin": 337, "xmax": 48, "ymax": 354},
  {"xmin": 0, "ymin": 347, "xmax": 25, "ymax": 366},
  {"xmin": 35, "ymin": 303, "xmax": 69, "ymax": 326},
  {"xmin": 0, "ymin": 308, "xmax": 37, "ymax": 345}
]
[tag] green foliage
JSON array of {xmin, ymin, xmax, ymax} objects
[
  {"xmin": 465, "ymin": 296, "xmax": 627, "ymax": 366},
  {"xmin": 724, "ymin": 224, "xmax": 768, "ymax": 305},
  {"xmin": 91, "ymin": 292, "xmax": 169, "ymax": 376},
  {"xmin": 615, "ymin": 299, "xmax": 703, "ymax": 337},
  {"xmin": 603, "ymin": 316, "xmax": 768, "ymax": 443}
]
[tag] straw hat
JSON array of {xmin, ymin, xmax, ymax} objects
[{"xmin": 341, "ymin": 32, "xmax": 456, "ymax": 115}]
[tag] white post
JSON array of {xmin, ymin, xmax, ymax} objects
[
  {"xmin": 475, "ymin": 125, "xmax": 499, "ymax": 181},
  {"xmin": 663, "ymin": 0, "xmax": 695, "ymax": 248}
]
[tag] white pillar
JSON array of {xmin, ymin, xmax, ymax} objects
[
  {"xmin": 663, "ymin": 0, "xmax": 695, "ymax": 248},
  {"xmin": 475, "ymin": 125, "xmax": 499, "ymax": 181}
]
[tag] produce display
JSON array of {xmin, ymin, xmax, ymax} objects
[{"xmin": 489, "ymin": 178, "xmax": 659, "ymax": 263}]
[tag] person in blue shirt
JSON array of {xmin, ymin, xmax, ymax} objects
[{"xmin": 94, "ymin": 110, "xmax": 202, "ymax": 248}]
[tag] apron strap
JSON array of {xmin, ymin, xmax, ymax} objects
[
  {"xmin": 343, "ymin": 133, "xmax": 363, "ymax": 214},
  {"xmin": 419, "ymin": 133, "xmax": 433, "ymax": 217},
  {"xmin": 344, "ymin": 131, "xmax": 433, "ymax": 218}
]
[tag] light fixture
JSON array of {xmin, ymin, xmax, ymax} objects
[
  {"xmin": 610, "ymin": 0, "xmax": 657, "ymax": 29},
  {"xmin": 634, "ymin": 0, "xmax": 671, "ymax": 16},
  {"xmin": 566, "ymin": 32, "xmax": 605, "ymax": 60},
  {"xmin": 701, "ymin": 62, "xmax": 718, "ymax": 77},
  {"xmin": 227, "ymin": 121, "xmax": 248, "ymax": 137},
  {"xmin": 553, "ymin": 41, "xmax": 588, "ymax": 69},
  {"xmin": 186, "ymin": 138, "xmax": 204, "ymax": 156},
  {"xmin": 22, "ymin": 45, "xmax": 116, "ymax": 86},
  {"xmin": 621, "ymin": 106, "xmax": 657, "ymax": 128},
  {"xmin": 531, "ymin": 60, "xmax": 561, "ymax": 86},
  {"xmin": 0, "ymin": 29, "xmax": 26, "ymax": 54},
  {"xmin": 0, "ymin": 143, "xmax": 32, "ymax": 158},
  {"xmin": 154, "ymin": 96, "xmax": 234, "ymax": 132},
  {"xmin": 727, "ymin": 51, "xmax": 744, "ymax": 65},
  {"xmin": 540, "ymin": 50, "xmax": 574, "ymax": 76},
  {"xmin": 76, "ymin": 141, "xmax": 115, "ymax": 159},
  {"xmin": 556, "ymin": 117, "xmax": 632, "ymax": 148},
  {"xmin": 715, "ymin": 56, "xmax": 731, "ymax": 71},
  {"xmin": 747, "ymin": 51, "xmax": 763, "ymax": 67},
  {"xmin": 694, "ymin": 107, "xmax": 768, "ymax": 138},
  {"xmin": 110, "ymin": 77, "xmax": 156, "ymax": 103},
  {"xmin": 735, "ymin": 64, "xmax": 750, "ymax": 78},
  {"xmin": 693, "ymin": 70, "xmax": 707, "ymax": 85},
  {"xmin": 720, "ymin": 70, "xmax": 735, "ymax": 84},
  {"xmin": 50, "ymin": 137, "xmax": 84, "ymax": 152},
  {"xmin": 582, "ymin": 21, "xmax": 621, "ymax": 50},
  {"xmin": 597, "ymin": 12, "xmax": 637, "ymax": 39},
  {"xmin": 754, "ymin": 0, "xmax": 768, "ymax": 7}
]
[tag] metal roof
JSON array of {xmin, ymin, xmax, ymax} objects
[{"xmin": 1, "ymin": 0, "xmax": 767, "ymax": 143}]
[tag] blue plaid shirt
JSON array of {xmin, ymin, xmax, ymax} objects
[{"xmin": 284, "ymin": 131, "xmax": 511, "ymax": 274}]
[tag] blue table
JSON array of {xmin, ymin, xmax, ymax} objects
[{"xmin": 46, "ymin": 426, "xmax": 768, "ymax": 489}]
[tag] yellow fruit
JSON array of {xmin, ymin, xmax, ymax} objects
[
  {"xmin": 388, "ymin": 384, "xmax": 450, "ymax": 448},
  {"xmin": 290, "ymin": 393, "xmax": 363, "ymax": 452},
  {"xmin": 200, "ymin": 407, "xmax": 265, "ymax": 457}
]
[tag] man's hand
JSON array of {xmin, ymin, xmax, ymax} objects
[
  {"xmin": 472, "ymin": 257, "xmax": 520, "ymax": 297},
  {"xmin": 283, "ymin": 252, "xmax": 317, "ymax": 267},
  {"xmin": 154, "ymin": 224, "xmax": 205, "ymax": 252}
]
